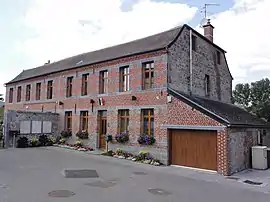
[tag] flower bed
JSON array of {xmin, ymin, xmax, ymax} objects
[
  {"xmin": 55, "ymin": 143, "xmax": 94, "ymax": 152},
  {"xmin": 102, "ymin": 149, "xmax": 162, "ymax": 166},
  {"xmin": 16, "ymin": 135, "xmax": 56, "ymax": 148}
]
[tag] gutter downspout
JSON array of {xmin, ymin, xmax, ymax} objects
[
  {"xmin": 165, "ymin": 47, "xmax": 169, "ymax": 89},
  {"xmin": 189, "ymin": 29, "xmax": 193, "ymax": 95}
]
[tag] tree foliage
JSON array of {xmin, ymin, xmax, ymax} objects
[
  {"xmin": 0, "ymin": 94, "xmax": 3, "ymax": 102},
  {"xmin": 232, "ymin": 78, "xmax": 270, "ymax": 122}
]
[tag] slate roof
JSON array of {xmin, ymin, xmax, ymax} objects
[
  {"xmin": 168, "ymin": 88, "xmax": 270, "ymax": 128},
  {"xmin": 7, "ymin": 26, "xmax": 182, "ymax": 84}
]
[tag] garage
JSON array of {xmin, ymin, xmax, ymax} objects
[{"xmin": 170, "ymin": 130, "xmax": 217, "ymax": 171}]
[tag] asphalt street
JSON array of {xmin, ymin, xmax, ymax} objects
[{"xmin": 0, "ymin": 147, "xmax": 269, "ymax": 202}]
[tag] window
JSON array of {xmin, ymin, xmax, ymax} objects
[
  {"xmin": 66, "ymin": 76, "xmax": 73, "ymax": 97},
  {"xmin": 81, "ymin": 73, "xmax": 89, "ymax": 96},
  {"xmin": 35, "ymin": 83, "xmax": 41, "ymax": 100},
  {"xmin": 17, "ymin": 86, "xmax": 21, "ymax": 102},
  {"xmin": 47, "ymin": 80, "xmax": 53, "ymax": 99},
  {"xmin": 119, "ymin": 66, "xmax": 130, "ymax": 92},
  {"xmin": 26, "ymin": 84, "xmax": 31, "ymax": 101},
  {"xmin": 205, "ymin": 74, "xmax": 210, "ymax": 96},
  {"xmin": 80, "ymin": 111, "xmax": 88, "ymax": 131},
  {"xmin": 118, "ymin": 110, "xmax": 129, "ymax": 133},
  {"xmin": 99, "ymin": 70, "xmax": 108, "ymax": 94},
  {"xmin": 65, "ymin": 111, "xmax": 72, "ymax": 131},
  {"xmin": 192, "ymin": 35, "xmax": 197, "ymax": 51},
  {"xmin": 8, "ymin": 88, "xmax": 13, "ymax": 103},
  {"xmin": 141, "ymin": 109, "xmax": 154, "ymax": 136},
  {"xmin": 217, "ymin": 51, "xmax": 221, "ymax": 65},
  {"xmin": 142, "ymin": 62, "xmax": 154, "ymax": 90}
]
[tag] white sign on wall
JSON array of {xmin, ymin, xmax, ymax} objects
[
  {"xmin": 43, "ymin": 121, "xmax": 52, "ymax": 133},
  {"xmin": 32, "ymin": 121, "xmax": 42, "ymax": 133},
  {"xmin": 20, "ymin": 121, "xmax": 31, "ymax": 134}
]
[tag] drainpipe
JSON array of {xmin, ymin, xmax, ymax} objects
[
  {"xmin": 189, "ymin": 29, "xmax": 193, "ymax": 95},
  {"xmin": 165, "ymin": 47, "xmax": 169, "ymax": 89}
]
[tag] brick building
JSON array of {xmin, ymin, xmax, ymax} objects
[{"xmin": 5, "ymin": 21, "xmax": 270, "ymax": 175}]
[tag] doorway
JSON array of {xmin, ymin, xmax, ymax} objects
[{"xmin": 98, "ymin": 110, "xmax": 107, "ymax": 150}]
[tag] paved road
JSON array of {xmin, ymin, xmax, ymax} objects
[{"xmin": 0, "ymin": 147, "xmax": 269, "ymax": 202}]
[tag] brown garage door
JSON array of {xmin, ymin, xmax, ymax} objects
[{"xmin": 171, "ymin": 130, "xmax": 217, "ymax": 171}]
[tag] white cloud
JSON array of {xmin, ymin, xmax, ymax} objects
[
  {"xmin": 19, "ymin": 0, "xmax": 197, "ymax": 67},
  {"xmin": 207, "ymin": 0, "xmax": 270, "ymax": 85},
  {"xmin": 8, "ymin": 0, "xmax": 270, "ymax": 97}
]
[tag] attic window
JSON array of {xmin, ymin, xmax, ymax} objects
[{"xmin": 76, "ymin": 60, "xmax": 83, "ymax": 65}]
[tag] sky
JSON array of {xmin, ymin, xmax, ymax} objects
[{"xmin": 0, "ymin": 0, "xmax": 269, "ymax": 96}]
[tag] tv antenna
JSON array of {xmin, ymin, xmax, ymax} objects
[
  {"xmin": 200, "ymin": 3, "xmax": 220, "ymax": 27},
  {"xmin": 201, "ymin": 3, "xmax": 220, "ymax": 19}
]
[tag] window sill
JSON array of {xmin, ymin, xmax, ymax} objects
[
  {"xmin": 116, "ymin": 91, "xmax": 132, "ymax": 95},
  {"xmin": 98, "ymin": 93, "xmax": 108, "ymax": 96}
]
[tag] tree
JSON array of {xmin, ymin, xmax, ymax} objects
[
  {"xmin": 0, "ymin": 94, "xmax": 3, "ymax": 102},
  {"xmin": 232, "ymin": 83, "xmax": 251, "ymax": 109},
  {"xmin": 233, "ymin": 78, "xmax": 270, "ymax": 122}
]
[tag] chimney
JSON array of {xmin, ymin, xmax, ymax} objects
[{"xmin": 203, "ymin": 19, "xmax": 214, "ymax": 42}]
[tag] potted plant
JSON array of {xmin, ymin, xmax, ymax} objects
[
  {"xmin": 137, "ymin": 134, "xmax": 156, "ymax": 146},
  {"xmin": 76, "ymin": 130, "xmax": 89, "ymax": 139},
  {"xmin": 115, "ymin": 131, "xmax": 129, "ymax": 143},
  {"xmin": 60, "ymin": 130, "xmax": 72, "ymax": 139}
]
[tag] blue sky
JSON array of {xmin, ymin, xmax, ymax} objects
[{"xmin": 0, "ymin": 0, "xmax": 269, "ymax": 97}]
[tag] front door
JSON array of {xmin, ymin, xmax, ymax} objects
[{"xmin": 98, "ymin": 110, "xmax": 107, "ymax": 150}]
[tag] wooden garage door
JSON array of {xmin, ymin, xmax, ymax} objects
[{"xmin": 171, "ymin": 130, "xmax": 217, "ymax": 171}]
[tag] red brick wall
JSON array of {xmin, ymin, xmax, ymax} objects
[
  {"xmin": 5, "ymin": 50, "xmax": 169, "ymax": 150},
  {"xmin": 167, "ymin": 96, "xmax": 228, "ymax": 175},
  {"xmin": 5, "ymin": 49, "xmax": 229, "ymax": 175}
]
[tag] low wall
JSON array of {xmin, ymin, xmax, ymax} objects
[{"xmin": 4, "ymin": 110, "xmax": 59, "ymax": 148}]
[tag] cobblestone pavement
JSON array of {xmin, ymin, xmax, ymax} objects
[{"xmin": 0, "ymin": 147, "xmax": 269, "ymax": 202}]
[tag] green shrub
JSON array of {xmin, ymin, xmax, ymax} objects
[
  {"xmin": 59, "ymin": 138, "xmax": 66, "ymax": 145},
  {"xmin": 136, "ymin": 151, "xmax": 152, "ymax": 161},
  {"xmin": 17, "ymin": 136, "xmax": 29, "ymax": 148},
  {"xmin": 74, "ymin": 140, "xmax": 83, "ymax": 147},
  {"xmin": 60, "ymin": 130, "xmax": 72, "ymax": 138},
  {"xmin": 30, "ymin": 137, "xmax": 39, "ymax": 147},
  {"xmin": 47, "ymin": 136, "xmax": 55, "ymax": 146},
  {"xmin": 76, "ymin": 131, "xmax": 89, "ymax": 139},
  {"xmin": 38, "ymin": 134, "xmax": 48, "ymax": 146},
  {"xmin": 115, "ymin": 148, "xmax": 123, "ymax": 155}
]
